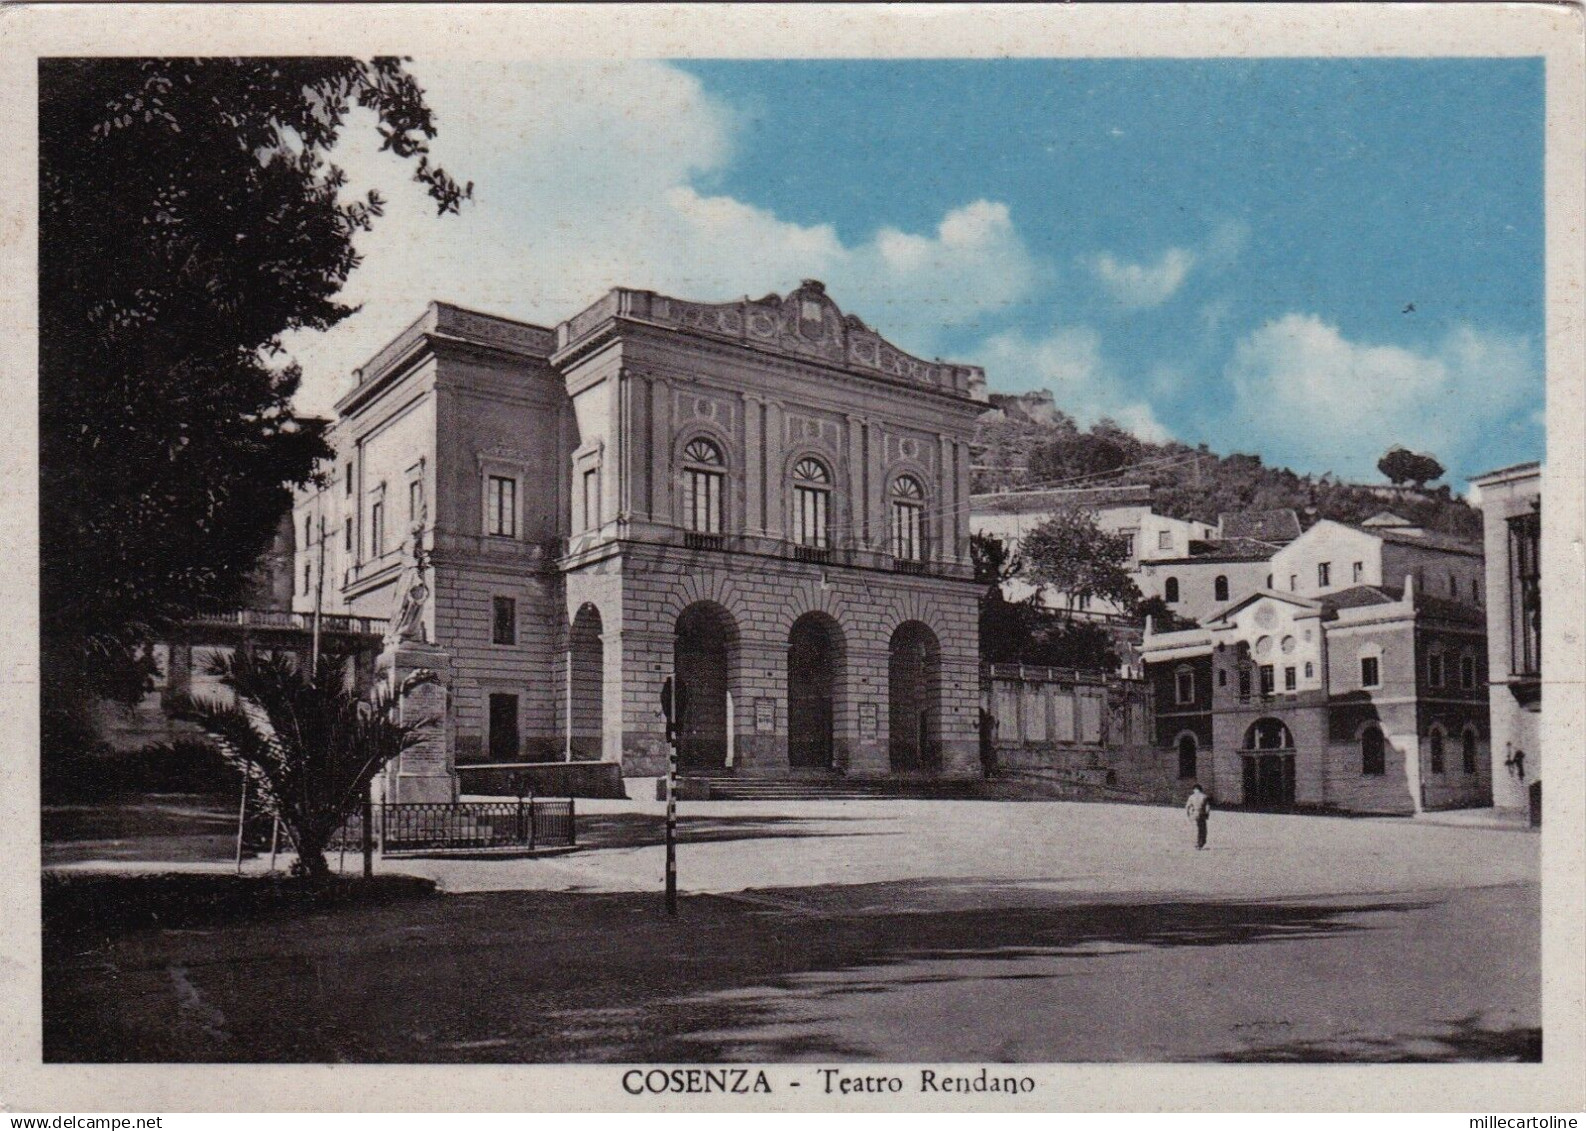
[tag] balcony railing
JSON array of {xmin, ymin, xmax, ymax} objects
[
  {"xmin": 792, "ymin": 544, "xmax": 833, "ymax": 564},
  {"xmin": 683, "ymin": 530, "xmax": 727, "ymax": 552},
  {"xmin": 186, "ymin": 609, "xmax": 389, "ymax": 636}
]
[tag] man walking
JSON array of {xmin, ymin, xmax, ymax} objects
[{"xmin": 1185, "ymin": 782, "xmax": 1211, "ymax": 850}]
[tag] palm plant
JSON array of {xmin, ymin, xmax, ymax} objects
[{"xmin": 174, "ymin": 650, "xmax": 428, "ymax": 879}]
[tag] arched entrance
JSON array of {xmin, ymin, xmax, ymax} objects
[
  {"xmin": 569, "ymin": 603, "xmax": 603, "ymax": 760},
  {"xmin": 674, "ymin": 602, "xmax": 736, "ymax": 770},
  {"xmin": 889, "ymin": 620, "xmax": 941, "ymax": 772},
  {"xmin": 1177, "ymin": 733, "xmax": 1198, "ymax": 780},
  {"xmin": 788, "ymin": 613, "xmax": 843, "ymax": 769},
  {"xmin": 1242, "ymin": 717, "xmax": 1296, "ymax": 809}
]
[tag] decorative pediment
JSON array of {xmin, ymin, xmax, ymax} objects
[{"xmin": 561, "ymin": 281, "xmax": 985, "ymax": 398}]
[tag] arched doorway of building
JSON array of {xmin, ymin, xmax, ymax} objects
[
  {"xmin": 568, "ymin": 603, "xmax": 604, "ymax": 760},
  {"xmin": 788, "ymin": 613, "xmax": 843, "ymax": 770},
  {"xmin": 1241, "ymin": 717, "xmax": 1296, "ymax": 809},
  {"xmin": 889, "ymin": 620, "xmax": 941, "ymax": 772},
  {"xmin": 674, "ymin": 602, "xmax": 737, "ymax": 770},
  {"xmin": 1177, "ymin": 733, "xmax": 1199, "ymax": 780}
]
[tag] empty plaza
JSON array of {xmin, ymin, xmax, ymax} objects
[{"xmin": 43, "ymin": 794, "xmax": 1539, "ymax": 1063}]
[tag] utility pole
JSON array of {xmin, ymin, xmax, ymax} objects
[
  {"xmin": 660, "ymin": 676, "xmax": 684, "ymax": 916},
  {"xmin": 310, "ymin": 508, "xmax": 327, "ymax": 678}
]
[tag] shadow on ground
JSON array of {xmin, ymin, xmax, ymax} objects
[
  {"xmin": 1217, "ymin": 1012, "xmax": 1541, "ymax": 1062},
  {"xmin": 44, "ymin": 872, "xmax": 1491, "ymax": 1065}
]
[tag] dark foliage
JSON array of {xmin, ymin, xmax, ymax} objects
[
  {"xmin": 40, "ymin": 57, "xmax": 469, "ymax": 755},
  {"xmin": 1136, "ymin": 595, "xmax": 1199, "ymax": 633},
  {"xmin": 973, "ymin": 417, "xmax": 1480, "ymax": 541},
  {"xmin": 1378, "ymin": 445, "xmax": 1447, "ymax": 488},
  {"xmin": 41, "ymin": 738, "xmax": 239, "ymax": 803},
  {"xmin": 172, "ymin": 650, "xmax": 428, "ymax": 878}
]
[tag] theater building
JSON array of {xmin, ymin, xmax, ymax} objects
[
  {"xmin": 292, "ymin": 282, "xmax": 987, "ymax": 791},
  {"xmin": 1142, "ymin": 577, "xmax": 1491, "ymax": 814}
]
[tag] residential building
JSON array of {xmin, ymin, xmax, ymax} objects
[
  {"xmin": 292, "ymin": 282, "xmax": 987, "ymax": 788},
  {"xmin": 1469, "ymin": 462, "xmax": 1542, "ymax": 823},
  {"xmin": 1268, "ymin": 515, "xmax": 1485, "ymax": 606},
  {"xmin": 970, "ymin": 485, "xmax": 1217, "ymax": 617},
  {"xmin": 1141, "ymin": 577, "xmax": 1491, "ymax": 814}
]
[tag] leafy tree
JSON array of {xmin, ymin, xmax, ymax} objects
[
  {"xmin": 174, "ymin": 652, "xmax": 428, "ymax": 879},
  {"xmin": 970, "ymin": 532, "xmax": 1021, "ymax": 586},
  {"xmin": 1029, "ymin": 431, "xmax": 1127, "ymax": 482},
  {"xmin": 1377, "ymin": 446, "xmax": 1447, "ymax": 488},
  {"xmin": 40, "ymin": 58, "xmax": 470, "ymax": 753},
  {"xmin": 1019, "ymin": 506, "xmax": 1143, "ymax": 618}
]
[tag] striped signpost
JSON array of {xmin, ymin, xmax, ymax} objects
[{"xmin": 661, "ymin": 676, "xmax": 681, "ymax": 916}]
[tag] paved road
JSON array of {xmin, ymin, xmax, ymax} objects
[{"xmin": 44, "ymin": 796, "xmax": 1540, "ymax": 1063}]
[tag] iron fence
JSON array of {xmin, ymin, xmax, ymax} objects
[{"xmin": 330, "ymin": 799, "xmax": 576, "ymax": 855}]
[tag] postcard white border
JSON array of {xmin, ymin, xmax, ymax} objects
[{"xmin": 0, "ymin": 2, "xmax": 1580, "ymax": 1113}]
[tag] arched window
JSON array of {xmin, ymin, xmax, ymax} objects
[
  {"xmin": 792, "ymin": 457, "xmax": 831, "ymax": 548},
  {"xmin": 1462, "ymin": 727, "xmax": 1479, "ymax": 774},
  {"xmin": 681, "ymin": 437, "xmax": 725, "ymax": 534},
  {"xmin": 1164, "ymin": 576, "xmax": 1180, "ymax": 604},
  {"xmin": 890, "ymin": 475, "xmax": 926, "ymax": 561},
  {"xmin": 1177, "ymin": 734, "xmax": 1198, "ymax": 780},
  {"xmin": 1214, "ymin": 575, "xmax": 1229, "ymax": 602},
  {"xmin": 1244, "ymin": 718, "xmax": 1294, "ymax": 750},
  {"xmin": 1429, "ymin": 725, "xmax": 1446, "ymax": 774},
  {"xmin": 1361, "ymin": 725, "xmax": 1385, "ymax": 776}
]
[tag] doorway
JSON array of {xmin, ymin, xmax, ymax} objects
[{"xmin": 788, "ymin": 613, "xmax": 842, "ymax": 770}]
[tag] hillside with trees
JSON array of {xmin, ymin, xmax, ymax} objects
[{"xmin": 974, "ymin": 395, "xmax": 1481, "ymax": 541}]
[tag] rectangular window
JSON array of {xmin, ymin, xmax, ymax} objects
[
  {"xmin": 1259, "ymin": 664, "xmax": 1275, "ymax": 696},
  {"xmin": 582, "ymin": 468, "xmax": 600, "ymax": 533},
  {"xmin": 684, "ymin": 468, "xmax": 723, "ymax": 534},
  {"xmin": 1157, "ymin": 530, "xmax": 1172, "ymax": 551},
  {"xmin": 1361, "ymin": 655, "xmax": 1381, "ymax": 689},
  {"xmin": 1428, "ymin": 652, "xmax": 1445, "ymax": 688},
  {"xmin": 1303, "ymin": 660, "xmax": 1314, "ymax": 679},
  {"xmin": 409, "ymin": 479, "xmax": 424, "ymax": 525},
  {"xmin": 1284, "ymin": 666, "xmax": 1297, "ymax": 691},
  {"xmin": 1353, "ymin": 561, "xmax": 1364, "ymax": 583},
  {"xmin": 1317, "ymin": 562, "xmax": 1331, "ymax": 588},
  {"xmin": 302, "ymin": 561, "xmax": 312, "ymax": 595},
  {"xmin": 1122, "ymin": 533, "xmax": 1136, "ymax": 559},
  {"xmin": 370, "ymin": 500, "xmax": 385, "ymax": 557},
  {"xmin": 488, "ymin": 475, "xmax": 517, "ymax": 538},
  {"xmin": 1217, "ymin": 669, "xmax": 1227, "ymax": 687},
  {"xmin": 1289, "ymin": 574, "xmax": 1298, "ymax": 592},
  {"xmin": 1508, "ymin": 511, "xmax": 1541, "ymax": 676},
  {"xmin": 1175, "ymin": 669, "xmax": 1195, "ymax": 706},
  {"xmin": 487, "ymin": 693, "xmax": 520, "ymax": 761},
  {"xmin": 492, "ymin": 597, "xmax": 517, "ymax": 646},
  {"xmin": 794, "ymin": 485, "xmax": 829, "ymax": 547},
  {"xmin": 343, "ymin": 517, "xmax": 353, "ymax": 554},
  {"xmin": 1238, "ymin": 668, "xmax": 1251, "ymax": 698},
  {"xmin": 1460, "ymin": 654, "xmax": 1476, "ymax": 690},
  {"xmin": 345, "ymin": 461, "xmax": 354, "ymax": 496},
  {"xmin": 892, "ymin": 502, "xmax": 923, "ymax": 561}
]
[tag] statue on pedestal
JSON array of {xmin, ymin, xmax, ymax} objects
[{"xmin": 387, "ymin": 523, "xmax": 431, "ymax": 646}]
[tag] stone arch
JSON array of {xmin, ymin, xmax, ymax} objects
[
  {"xmin": 889, "ymin": 619, "xmax": 942, "ymax": 772},
  {"xmin": 568, "ymin": 602, "xmax": 604, "ymax": 760},
  {"xmin": 660, "ymin": 569, "xmax": 754, "ymax": 630},
  {"xmin": 674, "ymin": 600, "xmax": 741, "ymax": 770},
  {"xmin": 788, "ymin": 611, "xmax": 847, "ymax": 770},
  {"xmin": 1174, "ymin": 730, "xmax": 1199, "ymax": 780}
]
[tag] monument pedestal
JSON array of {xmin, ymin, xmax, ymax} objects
[{"xmin": 378, "ymin": 640, "xmax": 456, "ymax": 804}]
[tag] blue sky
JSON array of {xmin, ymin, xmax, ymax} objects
[{"xmin": 290, "ymin": 58, "xmax": 1543, "ymax": 487}]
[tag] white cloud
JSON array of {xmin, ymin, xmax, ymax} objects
[
  {"xmin": 280, "ymin": 61, "xmax": 1037, "ymax": 415},
  {"xmin": 1085, "ymin": 247, "xmax": 1195, "ymax": 310},
  {"xmin": 1225, "ymin": 314, "xmax": 1536, "ymax": 479},
  {"xmin": 981, "ymin": 328, "xmax": 1171, "ymax": 442}
]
